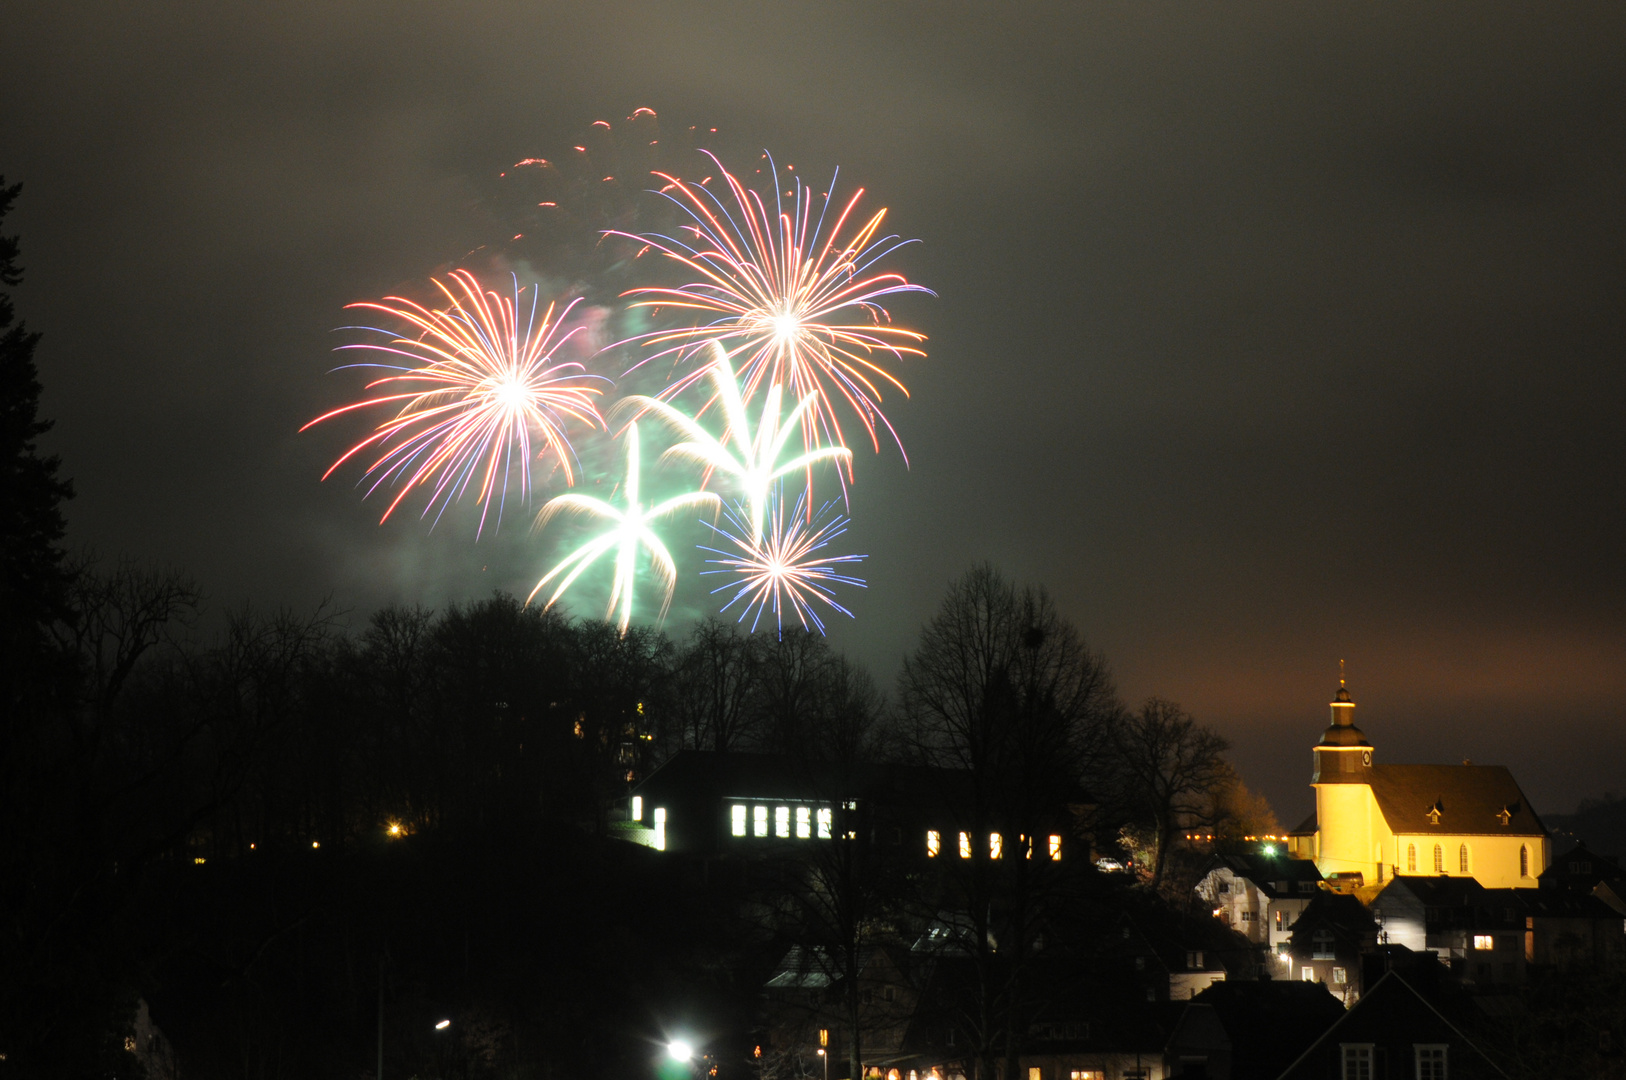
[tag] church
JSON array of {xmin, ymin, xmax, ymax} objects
[{"xmin": 1284, "ymin": 678, "xmax": 1550, "ymax": 889}]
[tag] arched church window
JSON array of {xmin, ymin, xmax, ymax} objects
[
  {"xmin": 1433, "ymin": 844, "xmax": 1443, "ymax": 873},
  {"xmin": 1520, "ymin": 845, "xmax": 1530, "ymax": 878},
  {"xmin": 1459, "ymin": 844, "xmax": 1469, "ymax": 873},
  {"xmin": 1407, "ymin": 844, "xmax": 1416, "ymax": 873}
]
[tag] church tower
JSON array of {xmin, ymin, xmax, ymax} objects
[{"xmin": 1312, "ymin": 669, "xmax": 1377, "ymax": 881}]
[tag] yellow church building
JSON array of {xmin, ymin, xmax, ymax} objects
[{"xmin": 1285, "ymin": 680, "xmax": 1550, "ymax": 889}]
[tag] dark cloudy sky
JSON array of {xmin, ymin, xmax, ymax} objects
[{"xmin": 5, "ymin": 2, "xmax": 1624, "ymax": 821}]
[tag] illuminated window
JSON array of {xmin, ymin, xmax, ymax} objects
[
  {"xmin": 818, "ymin": 807, "xmax": 833, "ymax": 839},
  {"xmin": 1415, "ymin": 1046, "xmax": 1447, "ymax": 1080},
  {"xmin": 754, "ymin": 805, "xmax": 768, "ymax": 837},
  {"xmin": 796, "ymin": 806, "xmax": 812, "ymax": 839},
  {"xmin": 1332, "ymin": 967, "xmax": 1347, "ymax": 985},
  {"xmin": 1049, "ymin": 835, "xmax": 1062, "ymax": 860},
  {"xmin": 1028, "ymin": 1070, "xmax": 1041, "ymax": 1080},
  {"xmin": 653, "ymin": 807, "xmax": 667, "ymax": 851},
  {"xmin": 926, "ymin": 830, "xmax": 940, "ymax": 857},
  {"xmin": 1275, "ymin": 910, "xmax": 1283, "ymax": 930},
  {"xmin": 1302, "ymin": 966, "xmax": 1315, "ymax": 982},
  {"xmin": 731, "ymin": 804, "xmax": 747, "ymax": 837},
  {"xmin": 1473, "ymin": 934, "xmax": 1493, "ymax": 950},
  {"xmin": 1407, "ymin": 843, "xmax": 1417, "ymax": 873},
  {"xmin": 958, "ymin": 832, "xmax": 972, "ymax": 859},
  {"xmin": 989, "ymin": 833, "xmax": 1003, "ymax": 859},
  {"xmin": 776, "ymin": 806, "xmax": 790, "ymax": 838},
  {"xmin": 1520, "ymin": 845, "xmax": 1529, "ymax": 878},
  {"xmin": 632, "ymin": 796, "xmax": 643, "ymax": 822},
  {"xmin": 1340, "ymin": 1044, "xmax": 1373, "ymax": 1080},
  {"xmin": 1459, "ymin": 844, "xmax": 1469, "ymax": 873},
  {"xmin": 1433, "ymin": 844, "xmax": 1443, "ymax": 874}
]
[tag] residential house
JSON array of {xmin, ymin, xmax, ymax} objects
[
  {"xmin": 1285, "ymin": 892, "xmax": 1379, "ymax": 1004},
  {"xmin": 1163, "ymin": 979, "xmax": 1346, "ymax": 1079},
  {"xmin": 1195, "ymin": 851, "xmax": 1322, "ymax": 955}
]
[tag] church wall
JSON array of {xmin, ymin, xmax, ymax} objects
[
  {"xmin": 1314, "ymin": 782, "xmax": 1376, "ymax": 880},
  {"xmin": 1389, "ymin": 833, "xmax": 1546, "ymax": 889}
]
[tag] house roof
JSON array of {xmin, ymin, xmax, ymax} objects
[
  {"xmin": 1277, "ymin": 971, "xmax": 1508, "ymax": 1079},
  {"xmin": 1172, "ymin": 980, "xmax": 1345, "ymax": 1080},
  {"xmin": 1367, "ymin": 764, "xmax": 1546, "ymax": 837},
  {"xmin": 1205, "ymin": 852, "xmax": 1323, "ymax": 899}
]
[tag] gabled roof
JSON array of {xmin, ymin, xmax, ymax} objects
[
  {"xmin": 1204, "ymin": 852, "xmax": 1322, "ymax": 899},
  {"xmin": 1277, "ymin": 971, "xmax": 1508, "ymax": 1079},
  {"xmin": 1170, "ymin": 980, "xmax": 1344, "ymax": 1080},
  {"xmin": 1367, "ymin": 764, "xmax": 1546, "ymax": 837}
]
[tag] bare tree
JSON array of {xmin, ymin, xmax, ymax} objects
[
  {"xmin": 896, "ymin": 564, "xmax": 1118, "ymax": 1080},
  {"xmin": 1109, "ymin": 697, "xmax": 1230, "ymax": 893},
  {"xmin": 668, "ymin": 617, "xmax": 760, "ymax": 753}
]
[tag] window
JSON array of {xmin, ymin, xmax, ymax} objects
[
  {"xmin": 1407, "ymin": 843, "xmax": 1417, "ymax": 872},
  {"xmin": 818, "ymin": 807, "xmax": 833, "ymax": 839},
  {"xmin": 775, "ymin": 806, "xmax": 790, "ymax": 838},
  {"xmin": 1275, "ymin": 910, "xmax": 1284, "ymax": 930},
  {"xmin": 1341, "ymin": 1044, "xmax": 1374, "ymax": 1080},
  {"xmin": 1415, "ymin": 1045, "xmax": 1447, "ymax": 1080},
  {"xmin": 653, "ymin": 807, "xmax": 667, "ymax": 851},
  {"xmin": 1472, "ymin": 934, "xmax": 1493, "ymax": 950},
  {"xmin": 1520, "ymin": 845, "xmax": 1529, "ymax": 878},
  {"xmin": 1241, "ymin": 910, "xmax": 1256, "ymax": 922},
  {"xmin": 731, "ymin": 804, "xmax": 747, "ymax": 837},
  {"xmin": 1459, "ymin": 844, "xmax": 1469, "ymax": 873},
  {"xmin": 1186, "ymin": 951, "xmax": 1203, "ymax": 969},
  {"xmin": 632, "ymin": 796, "xmax": 643, "ymax": 822},
  {"xmin": 793, "ymin": 806, "xmax": 810, "ymax": 839},
  {"xmin": 1218, "ymin": 881, "xmax": 1230, "ymax": 894},
  {"xmin": 1049, "ymin": 834, "xmax": 1063, "ymax": 860},
  {"xmin": 1433, "ymin": 844, "xmax": 1444, "ymax": 874},
  {"xmin": 958, "ymin": 831, "xmax": 972, "ymax": 859},
  {"xmin": 753, "ymin": 805, "xmax": 768, "ymax": 837},
  {"xmin": 1302, "ymin": 966, "xmax": 1316, "ymax": 982},
  {"xmin": 1333, "ymin": 967, "xmax": 1347, "ymax": 984},
  {"xmin": 926, "ymin": 830, "xmax": 940, "ymax": 857},
  {"xmin": 989, "ymin": 832, "xmax": 1003, "ymax": 859},
  {"xmin": 1028, "ymin": 1070, "xmax": 1041, "ymax": 1080},
  {"xmin": 1299, "ymin": 881, "xmax": 1315, "ymax": 894},
  {"xmin": 1313, "ymin": 929, "xmax": 1336, "ymax": 960}
]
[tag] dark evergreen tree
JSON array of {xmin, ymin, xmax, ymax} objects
[{"xmin": 0, "ymin": 176, "xmax": 74, "ymax": 692}]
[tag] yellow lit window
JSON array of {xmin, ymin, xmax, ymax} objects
[
  {"xmin": 796, "ymin": 806, "xmax": 812, "ymax": 839},
  {"xmin": 653, "ymin": 807, "xmax": 667, "ymax": 851},
  {"xmin": 731, "ymin": 804, "xmax": 747, "ymax": 837},
  {"xmin": 990, "ymin": 833, "xmax": 1003, "ymax": 859},
  {"xmin": 754, "ymin": 805, "xmax": 768, "ymax": 837},
  {"xmin": 1049, "ymin": 835, "xmax": 1062, "ymax": 860},
  {"xmin": 631, "ymin": 796, "xmax": 643, "ymax": 822},
  {"xmin": 817, "ymin": 807, "xmax": 833, "ymax": 839},
  {"xmin": 958, "ymin": 832, "xmax": 972, "ymax": 859},
  {"xmin": 776, "ymin": 806, "xmax": 791, "ymax": 838},
  {"xmin": 927, "ymin": 830, "xmax": 941, "ymax": 857},
  {"xmin": 1473, "ymin": 934, "xmax": 1493, "ymax": 950}
]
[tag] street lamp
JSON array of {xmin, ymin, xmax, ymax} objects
[
  {"xmin": 668, "ymin": 1040, "xmax": 694, "ymax": 1063},
  {"xmin": 435, "ymin": 1019, "xmax": 451, "ymax": 1031},
  {"xmin": 817, "ymin": 1047, "xmax": 828, "ymax": 1080}
]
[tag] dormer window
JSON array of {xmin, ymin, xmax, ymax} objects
[
  {"xmin": 1426, "ymin": 806, "xmax": 1442, "ymax": 825},
  {"xmin": 1496, "ymin": 807, "xmax": 1512, "ymax": 827}
]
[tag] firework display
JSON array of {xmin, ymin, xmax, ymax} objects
[
  {"xmin": 304, "ymin": 270, "xmax": 605, "ymax": 536},
  {"xmin": 700, "ymin": 490, "xmax": 867, "ymax": 635},
  {"xmin": 613, "ymin": 150, "xmax": 933, "ymax": 467},
  {"xmin": 617, "ymin": 342, "xmax": 851, "ymax": 544},
  {"xmin": 310, "ymin": 129, "xmax": 926, "ymax": 635},
  {"xmin": 527, "ymin": 421, "xmax": 720, "ymax": 634}
]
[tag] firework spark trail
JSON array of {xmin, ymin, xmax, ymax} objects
[
  {"xmin": 528, "ymin": 421, "xmax": 720, "ymax": 634},
  {"xmin": 303, "ymin": 270, "xmax": 607, "ymax": 536},
  {"xmin": 699, "ymin": 489, "xmax": 866, "ymax": 636},
  {"xmin": 611, "ymin": 150, "xmax": 933, "ymax": 471},
  {"xmin": 617, "ymin": 342, "xmax": 852, "ymax": 544}
]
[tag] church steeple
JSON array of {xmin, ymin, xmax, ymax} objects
[{"xmin": 1313, "ymin": 661, "xmax": 1372, "ymax": 782}]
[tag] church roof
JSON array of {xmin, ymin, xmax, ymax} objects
[{"xmin": 1367, "ymin": 764, "xmax": 1546, "ymax": 837}]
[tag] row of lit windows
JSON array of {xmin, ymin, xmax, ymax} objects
[
  {"xmin": 730, "ymin": 803, "xmax": 835, "ymax": 840},
  {"xmin": 1402, "ymin": 841, "xmax": 1531, "ymax": 877},
  {"xmin": 925, "ymin": 830, "xmax": 1062, "ymax": 860}
]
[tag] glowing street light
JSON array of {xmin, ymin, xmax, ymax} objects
[
  {"xmin": 668, "ymin": 1040, "xmax": 694, "ymax": 1063},
  {"xmin": 434, "ymin": 1019, "xmax": 451, "ymax": 1031}
]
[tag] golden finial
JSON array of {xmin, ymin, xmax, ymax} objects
[{"xmin": 1339, "ymin": 658, "xmax": 1346, "ymax": 689}]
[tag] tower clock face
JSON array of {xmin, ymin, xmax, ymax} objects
[{"xmin": 1362, "ymin": 750, "xmax": 1372, "ymax": 766}]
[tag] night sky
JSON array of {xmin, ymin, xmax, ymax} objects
[{"xmin": 4, "ymin": 3, "xmax": 1623, "ymax": 823}]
